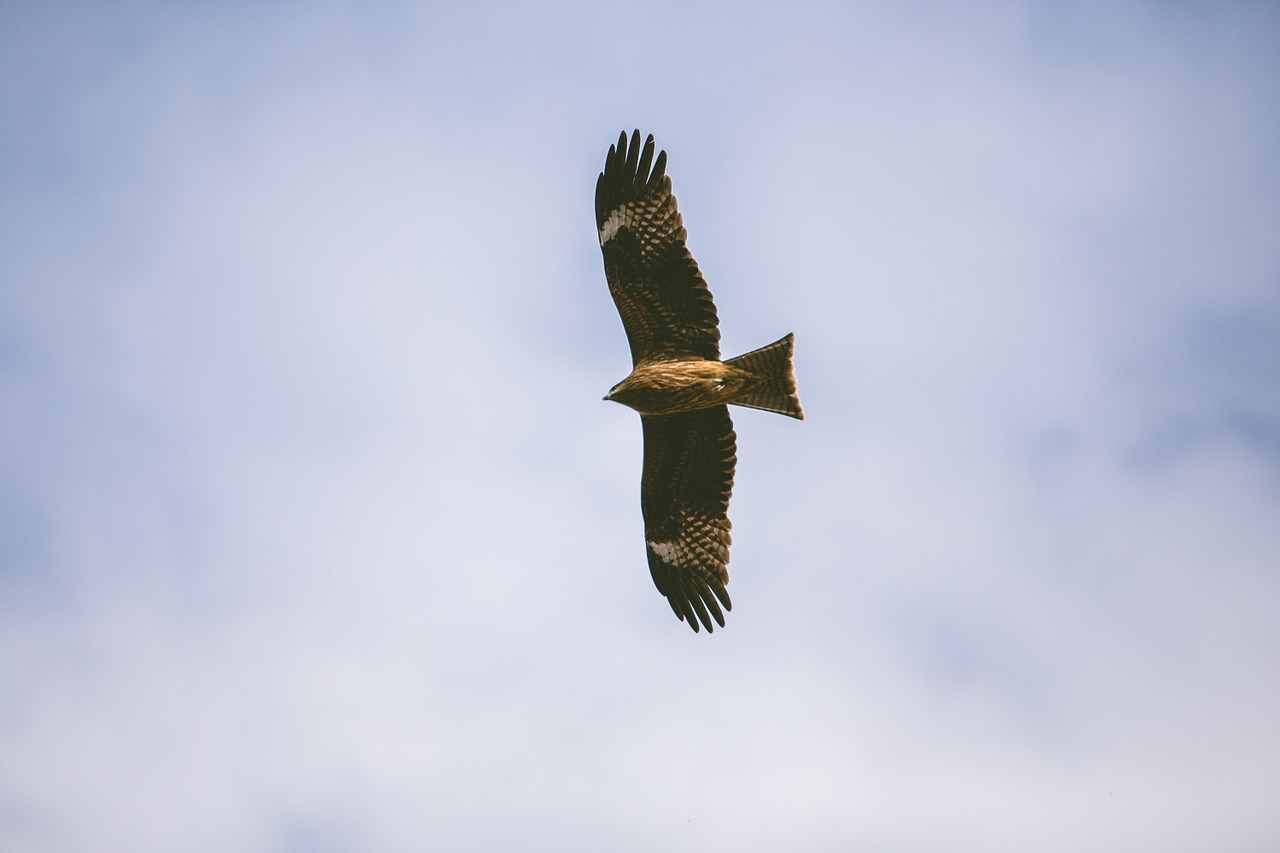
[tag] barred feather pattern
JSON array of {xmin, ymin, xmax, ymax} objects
[
  {"xmin": 596, "ymin": 130, "xmax": 720, "ymax": 365},
  {"xmin": 724, "ymin": 333, "xmax": 805, "ymax": 419},
  {"xmin": 641, "ymin": 407, "xmax": 736, "ymax": 632}
]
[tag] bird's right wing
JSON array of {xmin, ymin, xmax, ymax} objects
[
  {"xmin": 596, "ymin": 130, "xmax": 721, "ymax": 365},
  {"xmin": 640, "ymin": 406, "xmax": 736, "ymax": 632}
]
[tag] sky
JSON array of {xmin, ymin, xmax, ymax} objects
[{"xmin": 2, "ymin": 2, "xmax": 1278, "ymax": 850}]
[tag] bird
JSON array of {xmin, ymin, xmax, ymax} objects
[{"xmin": 596, "ymin": 129, "xmax": 803, "ymax": 633}]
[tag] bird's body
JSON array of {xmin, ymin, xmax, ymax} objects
[
  {"xmin": 606, "ymin": 360, "xmax": 738, "ymax": 416},
  {"xmin": 596, "ymin": 130, "xmax": 803, "ymax": 633},
  {"xmin": 606, "ymin": 337, "xmax": 803, "ymax": 419}
]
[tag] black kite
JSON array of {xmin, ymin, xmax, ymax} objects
[{"xmin": 597, "ymin": 130, "xmax": 804, "ymax": 633}]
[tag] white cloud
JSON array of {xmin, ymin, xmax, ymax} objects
[{"xmin": 2, "ymin": 2, "xmax": 1278, "ymax": 851}]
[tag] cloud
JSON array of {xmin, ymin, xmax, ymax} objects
[{"xmin": 2, "ymin": 2, "xmax": 1278, "ymax": 851}]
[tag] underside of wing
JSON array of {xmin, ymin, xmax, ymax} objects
[
  {"xmin": 640, "ymin": 406, "xmax": 736, "ymax": 633},
  {"xmin": 596, "ymin": 130, "xmax": 720, "ymax": 365}
]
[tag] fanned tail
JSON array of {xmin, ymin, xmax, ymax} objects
[{"xmin": 724, "ymin": 333, "xmax": 804, "ymax": 420}]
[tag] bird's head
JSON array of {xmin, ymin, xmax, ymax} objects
[
  {"xmin": 605, "ymin": 373, "xmax": 647, "ymax": 407},
  {"xmin": 602, "ymin": 378, "xmax": 625, "ymax": 403}
]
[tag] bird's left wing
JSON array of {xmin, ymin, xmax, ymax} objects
[
  {"xmin": 596, "ymin": 130, "xmax": 721, "ymax": 365},
  {"xmin": 640, "ymin": 406, "xmax": 736, "ymax": 632}
]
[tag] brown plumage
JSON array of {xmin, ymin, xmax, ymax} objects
[{"xmin": 597, "ymin": 130, "xmax": 803, "ymax": 633}]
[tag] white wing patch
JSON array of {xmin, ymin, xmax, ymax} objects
[
  {"xmin": 648, "ymin": 540, "xmax": 685, "ymax": 566},
  {"xmin": 599, "ymin": 204, "xmax": 630, "ymax": 245}
]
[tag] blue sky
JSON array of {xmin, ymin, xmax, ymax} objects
[{"xmin": 2, "ymin": 2, "xmax": 1278, "ymax": 850}]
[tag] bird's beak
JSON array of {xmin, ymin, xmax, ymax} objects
[{"xmin": 602, "ymin": 393, "xmax": 611, "ymax": 401}]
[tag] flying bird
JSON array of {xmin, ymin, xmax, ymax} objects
[{"xmin": 596, "ymin": 130, "xmax": 804, "ymax": 633}]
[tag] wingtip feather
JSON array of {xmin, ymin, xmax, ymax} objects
[
  {"xmin": 687, "ymin": 587, "xmax": 714, "ymax": 633},
  {"xmin": 636, "ymin": 135, "xmax": 655, "ymax": 186},
  {"xmin": 650, "ymin": 150, "xmax": 667, "ymax": 188}
]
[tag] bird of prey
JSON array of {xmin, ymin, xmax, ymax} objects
[{"xmin": 596, "ymin": 130, "xmax": 804, "ymax": 633}]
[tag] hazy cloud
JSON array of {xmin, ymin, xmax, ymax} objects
[{"xmin": 2, "ymin": 2, "xmax": 1278, "ymax": 851}]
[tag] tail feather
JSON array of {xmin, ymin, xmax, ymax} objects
[{"xmin": 725, "ymin": 333, "xmax": 804, "ymax": 420}]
